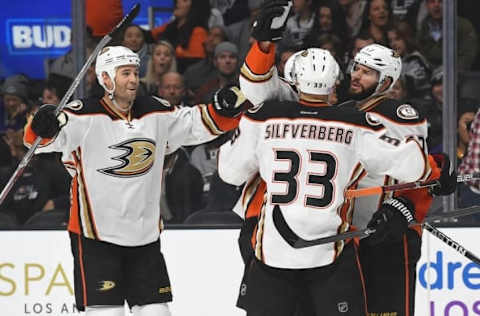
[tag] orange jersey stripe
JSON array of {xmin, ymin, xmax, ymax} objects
[
  {"xmin": 206, "ymin": 104, "xmax": 241, "ymax": 132},
  {"xmin": 68, "ymin": 175, "xmax": 81, "ymax": 234},
  {"xmin": 244, "ymin": 41, "xmax": 276, "ymax": 75}
]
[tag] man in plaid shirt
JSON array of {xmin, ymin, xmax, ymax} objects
[{"xmin": 458, "ymin": 109, "xmax": 480, "ymax": 210}]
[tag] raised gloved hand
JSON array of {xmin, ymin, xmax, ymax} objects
[
  {"xmin": 366, "ymin": 197, "xmax": 415, "ymax": 245},
  {"xmin": 430, "ymin": 153, "xmax": 457, "ymax": 196},
  {"xmin": 251, "ymin": 0, "xmax": 293, "ymax": 42},
  {"xmin": 213, "ymin": 85, "xmax": 251, "ymax": 118},
  {"xmin": 31, "ymin": 104, "xmax": 67, "ymax": 138}
]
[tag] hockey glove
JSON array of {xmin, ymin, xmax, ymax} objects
[
  {"xmin": 366, "ymin": 197, "xmax": 415, "ymax": 246},
  {"xmin": 213, "ymin": 85, "xmax": 251, "ymax": 118},
  {"xmin": 251, "ymin": 0, "xmax": 293, "ymax": 42},
  {"xmin": 31, "ymin": 104, "xmax": 67, "ymax": 139},
  {"xmin": 430, "ymin": 153, "xmax": 457, "ymax": 196}
]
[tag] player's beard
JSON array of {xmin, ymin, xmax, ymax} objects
[{"xmin": 348, "ymin": 84, "xmax": 377, "ymax": 101}]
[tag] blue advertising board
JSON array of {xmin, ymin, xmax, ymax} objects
[{"xmin": 0, "ymin": 0, "xmax": 173, "ymax": 79}]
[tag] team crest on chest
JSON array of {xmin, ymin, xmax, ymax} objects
[
  {"xmin": 98, "ymin": 138, "xmax": 156, "ymax": 177},
  {"xmin": 396, "ymin": 104, "xmax": 419, "ymax": 120}
]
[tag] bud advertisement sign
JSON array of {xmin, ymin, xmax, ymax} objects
[{"xmin": 0, "ymin": 0, "xmax": 173, "ymax": 79}]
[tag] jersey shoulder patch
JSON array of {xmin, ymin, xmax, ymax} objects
[
  {"xmin": 63, "ymin": 98, "xmax": 105, "ymax": 115},
  {"xmin": 372, "ymin": 98, "xmax": 424, "ymax": 124}
]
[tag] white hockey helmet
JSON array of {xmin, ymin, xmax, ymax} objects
[
  {"xmin": 95, "ymin": 46, "xmax": 140, "ymax": 94},
  {"xmin": 352, "ymin": 43, "xmax": 402, "ymax": 93},
  {"xmin": 284, "ymin": 48, "xmax": 339, "ymax": 95}
]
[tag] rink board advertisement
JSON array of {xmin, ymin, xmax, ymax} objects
[
  {"xmin": 0, "ymin": 0, "xmax": 173, "ymax": 78},
  {"xmin": 0, "ymin": 228, "xmax": 479, "ymax": 316}
]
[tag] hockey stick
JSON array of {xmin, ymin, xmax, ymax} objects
[
  {"xmin": 423, "ymin": 222, "xmax": 480, "ymax": 265},
  {"xmin": 344, "ymin": 173, "xmax": 480, "ymax": 199},
  {"xmin": 0, "ymin": 4, "xmax": 141, "ymax": 206},
  {"xmin": 273, "ymin": 204, "xmax": 480, "ymax": 248}
]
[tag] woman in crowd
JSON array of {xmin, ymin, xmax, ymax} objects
[
  {"xmin": 358, "ymin": 0, "xmax": 393, "ymax": 46},
  {"xmin": 141, "ymin": 40, "xmax": 178, "ymax": 95},
  {"xmin": 151, "ymin": 0, "xmax": 211, "ymax": 72}
]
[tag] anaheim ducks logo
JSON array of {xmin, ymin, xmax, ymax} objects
[
  {"xmin": 365, "ymin": 112, "xmax": 382, "ymax": 126},
  {"xmin": 97, "ymin": 280, "xmax": 116, "ymax": 292},
  {"xmin": 98, "ymin": 138, "xmax": 156, "ymax": 177}
]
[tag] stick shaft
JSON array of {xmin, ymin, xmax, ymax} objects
[{"xmin": 345, "ymin": 173, "xmax": 480, "ymax": 199}]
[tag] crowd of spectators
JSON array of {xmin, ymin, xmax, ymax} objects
[{"xmin": 1, "ymin": 0, "xmax": 480, "ymax": 229}]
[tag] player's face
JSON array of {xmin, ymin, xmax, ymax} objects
[
  {"xmin": 114, "ymin": 65, "xmax": 139, "ymax": 105},
  {"xmin": 349, "ymin": 63, "xmax": 379, "ymax": 96}
]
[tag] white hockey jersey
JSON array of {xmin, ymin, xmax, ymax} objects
[
  {"xmin": 239, "ymin": 42, "xmax": 432, "ymax": 229},
  {"xmin": 24, "ymin": 96, "xmax": 239, "ymax": 246},
  {"xmin": 218, "ymin": 100, "xmax": 428, "ymax": 269}
]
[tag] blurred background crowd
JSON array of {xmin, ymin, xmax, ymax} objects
[{"xmin": 1, "ymin": 0, "xmax": 480, "ymax": 229}]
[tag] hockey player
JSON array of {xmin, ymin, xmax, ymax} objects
[
  {"xmin": 219, "ymin": 45, "xmax": 429, "ymax": 315},
  {"xmin": 236, "ymin": 1, "xmax": 456, "ymax": 315},
  {"xmin": 23, "ymin": 46, "xmax": 248, "ymax": 316}
]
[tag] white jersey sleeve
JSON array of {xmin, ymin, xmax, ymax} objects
[
  {"xmin": 356, "ymin": 130, "xmax": 427, "ymax": 183},
  {"xmin": 218, "ymin": 117, "xmax": 260, "ymax": 186},
  {"xmin": 239, "ymin": 42, "xmax": 297, "ymax": 107}
]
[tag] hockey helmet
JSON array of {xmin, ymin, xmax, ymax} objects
[
  {"xmin": 284, "ymin": 48, "xmax": 339, "ymax": 95},
  {"xmin": 352, "ymin": 43, "xmax": 402, "ymax": 93},
  {"xmin": 95, "ymin": 46, "xmax": 140, "ymax": 94}
]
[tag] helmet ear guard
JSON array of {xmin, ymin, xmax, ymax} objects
[
  {"xmin": 283, "ymin": 48, "xmax": 340, "ymax": 95},
  {"xmin": 352, "ymin": 44, "xmax": 402, "ymax": 94},
  {"xmin": 95, "ymin": 46, "xmax": 140, "ymax": 95}
]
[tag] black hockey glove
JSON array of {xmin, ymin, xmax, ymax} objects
[
  {"xmin": 430, "ymin": 153, "xmax": 457, "ymax": 196},
  {"xmin": 213, "ymin": 85, "xmax": 251, "ymax": 118},
  {"xmin": 31, "ymin": 104, "xmax": 67, "ymax": 138},
  {"xmin": 366, "ymin": 197, "xmax": 415, "ymax": 246},
  {"xmin": 251, "ymin": 0, "xmax": 292, "ymax": 42}
]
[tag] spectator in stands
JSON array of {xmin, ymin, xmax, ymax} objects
[
  {"xmin": 151, "ymin": 0, "xmax": 211, "ymax": 73},
  {"xmin": 158, "ymin": 72, "xmax": 190, "ymax": 107},
  {"xmin": 303, "ymin": 0, "xmax": 349, "ymax": 48},
  {"xmin": 280, "ymin": 0, "xmax": 317, "ymax": 50},
  {"xmin": 184, "ymin": 25, "xmax": 227, "ymax": 94},
  {"xmin": 163, "ymin": 147, "xmax": 204, "ymax": 223},
  {"xmin": 141, "ymin": 41, "xmax": 178, "ymax": 95},
  {"xmin": 41, "ymin": 74, "xmax": 73, "ymax": 105},
  {"xmin": 312, "ymin": 33, "xmax": 346, "ymax": 70},
  {"xmin": 225, "ymin": 0, "xmax": 262, "ymax": 64},
  {"xmin": 338, "ymin": 0, "xmax": 367, "ymax": 38},
  {"xmin": 1, "ymin": 75, "xmax": 30, "ymax": 131},
  {"xmin": 0, "ymin": 106, "xmax": 70, "ymax": 227},
  {"xmin": 458, "ymin": 109, "xmax": 480, "ymax": 212},
  {"xmin": 421, "ymin": 67, "xmax": 480, "ymax": 154},
  {"xmin": 417, "ymin": 0, "xmax": 478, "ymax": 71},
  {"xmin": 387, "ymin": 21, "xmax": 432, "ymax": 100},
  {"xmin": 358, "ymin": 0, "xmax": 393, "ymax": 46},
  {"xmin": 194, "ymin": 42, "xmax": 239, "ymax": 104},
  {"xmin": 122, "ymin": 25, "xmax": 152, "ymax": 77}
]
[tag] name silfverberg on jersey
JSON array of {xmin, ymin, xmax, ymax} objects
[{"xmin": 264, "ymin": 122, "xmax": 353, "ymax": 145}]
